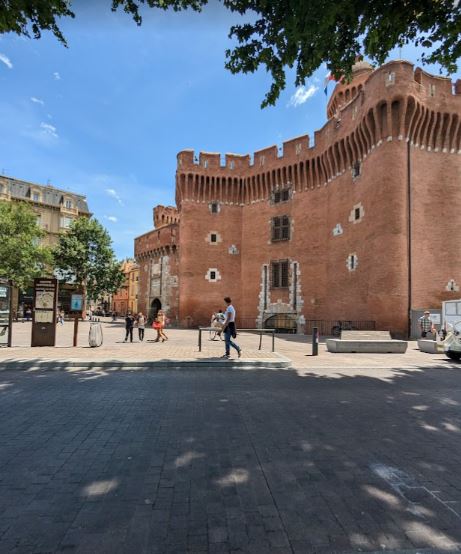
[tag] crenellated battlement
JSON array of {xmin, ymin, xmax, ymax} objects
[{"xmin": 175, "ymin": 60, "xmax": 461, "ymax": 208}]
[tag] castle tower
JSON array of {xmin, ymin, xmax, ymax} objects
[
  {"xmin": 327, "ymin": 60, "xmax": 373, "ymax": 119},
  {"xmin": 170, "ymin": 60, "xmax": 461, "ymax": 336}
]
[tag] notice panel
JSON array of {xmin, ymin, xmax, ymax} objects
[{"xmin": 31, "ymin": 278, "xmax": 58, "ymax": 347}]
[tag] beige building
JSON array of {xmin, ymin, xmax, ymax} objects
[
  {"xmin": 0, "ymin": 175, "xmax": 90, "ymax": 245},
  {"xmin": 0, "ymin": 175, "xmax": 91, "ymax": 315},
  {"xmin": 112, "ymin": 260, "xmax": 139, "ymax": 316}
]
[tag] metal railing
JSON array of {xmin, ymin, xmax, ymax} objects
[
  {"xmin": 198, "ymin": 327, "xmax": 275, "ymax": 353},
  {"xmin": 304, "ymin": 319, "xmax": 376, "ymax": 337}
]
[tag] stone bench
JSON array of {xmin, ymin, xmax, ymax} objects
[
  {"xmin": 417, "ymin": 339, "xmax": 443, "ymax": 354},
  {"xmin": 326, "ymin": 330, "xmax": 408, "ymax": 354}
]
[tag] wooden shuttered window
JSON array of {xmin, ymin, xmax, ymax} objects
[
  {"xmin": 271, "ymin": 216, "xmax": 290, "ymax": 241},
  {"xmin": 271, "ymin": 260, "xmax": 289, "ymax": 288}
]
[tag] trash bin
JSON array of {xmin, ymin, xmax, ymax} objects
[{"xmin": 89, "ymin": 321, "xmax": 103, "ymax": 347}]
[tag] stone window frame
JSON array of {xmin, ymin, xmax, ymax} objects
[
  {"xmin": 385, "ymin": 71, "xmax": 395, "ymax": 86},
  {"xmin": 271, "ymin": 215, "xmax": 291, "ymax": 242},
  {"xmin": 352, "ymin": 160, "xmax": 361, "ymax": 179},
  {"xmin": 349, "ymin": 202, "xmax": 365, "ymax": 224},
  {"xmin": 271, "ymin": 259, "xmax": 289, "ymax": 289},
  {"xmin": 332, "ymin": 223, "xmax": 343, "ymax": 237},
  {"xmin": 209, "ymin": 202, "xmax": 220, "ymax": 214},
  {"xmin": 272, "ymin": 188, "xmax": 291, "ymax": 204},
  {"xmin": 346, "ymin": 253, "xmax": 358, "ymax": 272},
  {"xmin": 205, "ymin": 268, "xmax": 221, "ymax": 282}
]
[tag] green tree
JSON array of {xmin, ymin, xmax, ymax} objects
[
  {"xmin": 53, "ymin": 217, "xmax": 124, "ymax": 309},
  {"xmin": 0, "ymin": 1, "xmax": 459, "ymax": 106},
  {"xmin": 0, "ymin": 201, "xmax": 53, "ymax": 290}
]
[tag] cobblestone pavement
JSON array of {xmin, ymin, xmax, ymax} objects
[
  {"xmin": 1, "ymin": 362, "xmax": 461, "ymax": 553},
  {"xmin": 0, "ymin": 321, "xmax": 454, "ymax": 372}
]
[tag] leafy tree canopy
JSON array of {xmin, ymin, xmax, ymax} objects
[
  {"xmin": 53, "ymin": 217, "xmax": 124, "ymax": 302},
  {"xmin": 0, "ymin": 201, "xmax": 53, "ymax": 290},
  {"xmin": 1, "ymin": 0, "xmax": 459, "ymax": 106}
]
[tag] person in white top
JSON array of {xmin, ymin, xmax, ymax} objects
[{"xmin": 222, "ymin": 297, "xmax": 241, "ymax": 359}]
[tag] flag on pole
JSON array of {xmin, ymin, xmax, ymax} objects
[{"xmin": 323, "ymin": 72, "xmax": 336, "ymax": 95}]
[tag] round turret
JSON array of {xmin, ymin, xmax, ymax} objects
[{"xmin": 327, "ymin": 61, "xmax": 373, "ymax": 119}]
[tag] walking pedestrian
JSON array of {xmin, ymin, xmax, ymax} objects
[
  {"xmin": 222, "ymin": 297, "xmax": 241, "ymax": 359},
  {"xmin": 137, "ymin": 312, "xmax": 145, "ymax": 341},
  {"xmin": 153, "ymin": 309, "xmax": 168, "ymax": 342},
  {"xmin": 124, "ymin": 311, "xmax": 135, "ymax": 342}
]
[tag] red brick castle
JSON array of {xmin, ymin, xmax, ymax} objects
[{"xmin": 135, "ymin": 60, "xmax": 461, "ymax": 337}]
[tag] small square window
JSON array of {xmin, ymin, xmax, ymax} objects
[
  {"xmin": 210, "ymin": 233, "xmax": 217, "ymax": 243},
  {"xmin": 210, "ymin": 202, "xmax": 219, "ymax": 213},
  {"xmin": 281, "ymin": 189, "xmax": 290, "ymax": 202},
  {"xmin": 210, "ymin": 271, "xmax": 216, "ymax": 280},
  {"xmin": 352, "ymin": 161, "xmax": 361, "ymax": 179},
  {"xmin": 273, "ymin": 191, "xmax": 281, "ymax": 203}
]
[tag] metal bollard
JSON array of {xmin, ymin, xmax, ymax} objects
[{"xmin": 312, "ymin": 326, "xmax": 319, "ymax": 356}]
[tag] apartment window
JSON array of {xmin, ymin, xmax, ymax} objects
[
  {"xmin": 273, "ymin": 188, "xmax": 290, "ymax": 203},
  {"xmin": 65, "ymin": 199, "xmax": 72, "ymax": 209},
  {"xmin": 272, "ymin": 216, "xmax": 290, "ymax": 241},
  {"xmin": 60, "ymin": 216, "xmax": 73, "ymax": 229},
  {"xmin": 210, "ymin": 233, "xmax": 217, "ymax": 243},
  {"xmin": 32, "ymin": 192, "xmax": 40, "ymax": 202},
  {"xmin": 352, "ymin": 161, "xmax": 361, "ymax": 179},
  {"xmin": 271, "ymin": 260, "xmax": 289, "ymax": 288}
]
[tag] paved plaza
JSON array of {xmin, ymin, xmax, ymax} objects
[
  {"xmin": 0, "ymin": 321, "xmax": 461, "ymax": 553},
  {"xmin": 0, "ymin": 320, "xmax": 454, "ymax": 371}
]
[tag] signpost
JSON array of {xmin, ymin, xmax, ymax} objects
[
  {"xmin": 31, "ymin": 278, "xmax": 58, "ymax": 347},
  {"xmin": 70, "ymin": 293, "xmax": 83, "ymax": 347},
  {"xmin": 0, "ymin": 279, "xmax": 13, "ymax": 347}
]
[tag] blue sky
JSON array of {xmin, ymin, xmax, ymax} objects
[{"xmin": 0, "ymin": 3, "xmax": 459, "ymax": 258}]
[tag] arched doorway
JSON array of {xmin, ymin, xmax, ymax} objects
[
  {"xmin": 148, "ymin": 298, "xmax": 161, "ymax": 324},
  {"xmin": 264, "ymin": 313, "xmax": 297, "ymax": 334}
]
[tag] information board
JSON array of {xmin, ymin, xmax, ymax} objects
[
  {"xmin": 31, "ymin": 278, "xmax": 58, "ymax": 347},
  {"xmin": 70, "ymin": 294, "xmax": 83, "ymax": 312},
  {"xmin": 0, "ymin": 279, "xmax": 12, "ymax": 347}
]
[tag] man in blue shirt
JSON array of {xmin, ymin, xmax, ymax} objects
[{"xmin": 222, "ymin": 297, "xmax": 242, "ymax": 359}]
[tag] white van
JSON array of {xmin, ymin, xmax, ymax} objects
[{"xmin": 442, "ymin": 300, "xmax": 461, "ymax": 361}]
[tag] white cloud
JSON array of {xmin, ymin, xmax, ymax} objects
[
  {"xmin": 31, "ymin": 97, "xmax": 44, "ymax": 105},
  {"xmin": 53, "ymin": 71, "xmax": 61, "ymax": 80},
  {"xmin": 105, "ymin": 188, "xmax": 124, "ymax": 206},
  {"xmin": 40, "ymin": 122, "xmax": 58, "ymax": 138},
  {"xmin": 288, "ymin": 84, "xmax": 319, "ymax": 107},
  {"xmin": 104, "ymin": 215, "xmax": 118, "ymax": 223},
  {"xmin": 0, "ymin": 54, "xmax": 13, "ymax": 69}
]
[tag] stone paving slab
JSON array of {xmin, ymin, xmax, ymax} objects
[{"xmin": 1, "ymin": 363, "xmax": 461, "ymax": 553}]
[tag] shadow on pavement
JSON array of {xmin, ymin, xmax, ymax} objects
[{"xmin": 0, "ymin": 363, "xmax": 460, "ymax": 553}]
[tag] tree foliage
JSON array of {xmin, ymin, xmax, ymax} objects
[
  {"xmin": 0, "ymin": 201, "xmax": 53, "ymax": 290},
  {"xmin": 1, "ymin": 0, "xmax": 459, "ymax": 106},
  {"xmin": 53, "ymin": 217, "xmax": 124, "ymax": 302}
]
